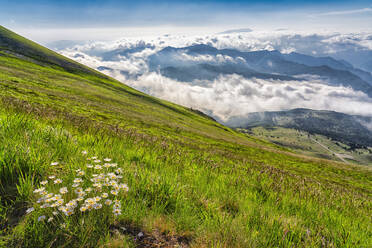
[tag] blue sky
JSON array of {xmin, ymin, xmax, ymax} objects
[{"xmin": 1, "ymin": 0, "xmax": 372, "ymax": 42}]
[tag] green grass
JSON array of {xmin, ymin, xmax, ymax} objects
[
  {"xmin": 0, "ymin": 25, "xmax": 371, "ymax": 247},
  {"xmin": 244, "ymin": 126, "xmax": 372, "ymax": 165}
]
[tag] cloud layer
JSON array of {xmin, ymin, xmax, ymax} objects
[{"xmin": 59, "ymin": 30, "xmax": 372, "ymax": 125}]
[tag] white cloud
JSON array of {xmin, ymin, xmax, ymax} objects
[
  {"xmin": 312, "ymin": 8, "xmax": 372, "ymax": 17},
  {"xmin": 126, "ymin": 73, "xmax": 372, "ymax": 124}
]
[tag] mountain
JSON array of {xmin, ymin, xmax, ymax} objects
[
  {"xmin": 0, "ymin": 26, "xmax": 371, "ymax": 247},
  {"xmin": 228, "ymin": 108, "xmax": 372, "ymax": 147},
  {"xmin": 148, "ymin": 44, "xmax": 372, "ymax": 97}
]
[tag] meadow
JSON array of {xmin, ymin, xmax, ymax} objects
[{"xmin": 0, "ymin": 26, "xmax": 371, "ymax": 247}]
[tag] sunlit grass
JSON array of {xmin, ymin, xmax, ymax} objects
[{"xmin": 0, "ymin": 34, "xmax": 371, "ymax": 247}]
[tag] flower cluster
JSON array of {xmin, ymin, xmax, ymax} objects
[{"xmin": 26, "ymin": 153, "xmax": 128, "ymax": 223}]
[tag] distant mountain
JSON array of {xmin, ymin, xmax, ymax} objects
[
  {"xmin": 148, "ymin": 44, "xmax": 372, "ymax": 97},
  {"xmin": 227, "ymin": 108, "xmax": 372, "ymax": 147}
]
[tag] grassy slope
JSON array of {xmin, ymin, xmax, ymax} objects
[
  {"xmin": 244, "ymin": 127, "xmax": 372, "ymax": 165},
  {"xmin": 0, "ymin": 25, "xmax": 371, "ymax": 247}
]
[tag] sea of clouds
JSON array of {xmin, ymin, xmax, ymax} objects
[{"xmin": 58, "ymin": 30, "xmax": 372, "ymax": 125}]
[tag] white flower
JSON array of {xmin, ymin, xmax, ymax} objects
[
  {"xmin": 113, "ymin": 208, "xmax": 121, "ymax": 216},
  {"xmin": 110, "ymin": 190, "xmax": 118, "ymax": 196},
  {"xmin": 138, "ymin": 232, "xmax": 144, "ymax": 238},
  {"xmin": 72, "ymin": 183, "xmax": 80, "ymax": 188},
  {"xmin": 86, "ymin": 164, "xmax": 93, "ymax": 168},
  {"xmin": 110, "ymin": 163, "xmax": 118, "ymax": 168},
  {"xmin": 38, "ymin": 215, "xmax": 46, "ymax": 221},
  {"xmin": 94, "ymin": 165, "xmax": 102, "ymax": 170},
  {"xmin": 40, "ymin": 180, "xmax": 48, "ymax": 185},
  {"xmin": 85, "ymin": 187, "xmax": 92, "ymax": 192},
  {"xmin": 104, "ymin": 158, "xmax": 111, "ymax": 162},
  {"xmin": 52, "ymin": 211, "xmax": 58, "ymax": 216},
  {"xmin": 101, "ymin": 193, "xmax": 108, "ymax": 198},
  {"xmin": 51, "ymin": 162, "xmax": 59, "ymax": 166},
  {"xmin": 26, "ymin": 207, "xmax": 34, "ymax": 214},
  {"xmin": 59, "ymin": 187, "xmax": 68, "ymax": 194},
  {"xmin": 93, "ymin": 203, "xmax": 102, "ymax": 209},
  {"xmin": 120, "ymin": 184, "xmax": 129, "ymax": 192},
  {"xmin": 77, "ymin": 171, "xmax": 85, "ymax": 176},
  {"xmin": 33, "ymin": 187, "xmax": 45, "ymax": 194},
  {"xmin": 82, "ymin": 150, "xmax": 87, "ymax": 155},
  {"xmin": 104, "ymin": 199, "xmax": 112, "ymax": 205},
  {"xmin": 47, "ymin": 217, "xmax": 54, "ymax": 223},
  {"xmin": 73, "ymin": 178, "xmax": 83, "ymax": 183},
  {"xmin": 93, "ymin": 159, "xmax": 101, "ymax": 163},
  {"xmin": 54, "ymin": 179, "xmax": 62, "ymax": 184},
  {"xmin": 91, "ymin": 156, "xmax": 97, "ymax": 160},
  {"xmin": 48, "ymin": 175, "xmax": 56, "ymax": 179}
]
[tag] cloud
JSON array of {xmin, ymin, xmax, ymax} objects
[
  {"xmin": 125, "ymin": 73, "xmax": 372, "ymax": 125},
  {"xmin": 311, "ymin": 8, "xmax": 372, "ymax": 17},
  {"xmin": 58, "ymin": 31, "xmax": 372, "ymax": 127}
]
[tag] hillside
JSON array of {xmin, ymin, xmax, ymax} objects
[
  {"xmin": 0, "ymin": 26, "xmax": 371, "ymax": 247},
  {"xmin": 228, "ymin": 108, "xmax": 372, "ymax": 148}
]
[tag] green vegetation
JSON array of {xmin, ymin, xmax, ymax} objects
[
  {"xmin": 243, "ymin": 127, "xmax": 372, "ymax": 165},
  {"xmin": 0, "ymin": 25, "xmax": 371, "ymax": 247}
]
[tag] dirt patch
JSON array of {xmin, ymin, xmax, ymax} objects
[{"xmin": 110, "ymin": 223, "xmax": 191, "ymax": 248}]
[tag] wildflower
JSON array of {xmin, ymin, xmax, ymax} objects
[
  {"xmin": 37, "ymin": 198, "xmax": 44, "ymax": 203},
  {"xmin": 48, "ymin": 175, "xmax": 56, "ymax": 179},
  {"xmin": 40, "ymin": 203, "xmax": 50, "ymax": 208},
  {"xmin": 73, "ymin": 178, "xmax": 82, "ymax": 183},
  {"xmin": 85, "ymin": 187, "xmax": 92, "ymax": 193},
  {"xmin": 94, "ymin": 165, "xmax": 102, "ymax": 170},
  {"xmin": 138, "ymin": 232, "xmax": 144, "ymax": 238},
  {"xmin": 103, "ymin": 163, "xmax": 111, "ymax": 168},
  {"xmin": 52, "ymin": 211, "xmax": 58, "ymax": 216},
  {"xmin": 64, "ymin": 209, "xmax": 74, "ymax": 216},
  {"xmin": 76, "ymin": 197, "xmax": 84, "ymax": 202},
  {"xmin": 85, "ymin": 198, "xmax": 95, "ymax": 205},
  {"xmin": 59, "ymin": 187, "xmax": 68, "ymax": 194},
  {"xmin": 86, "ymin": 164, "xmax": 93, "ymax": 168},
  {"xmin": 104, "ymin": 199, "xmax": 112, "ymax": 205},
  {"xmin": 93, "ymin": 159, "xmax": 101, "ymax": 163},
  {"xmin": 26, "ymin": 207, "xmax": 34, "ymax": 214},
  {"xmin": 46, "ymin": 192, "xmax": 53, "ymax": 197},
  {"xmin": 61, "ymin": 223, "xmax": 66, "ymax": 228},
  {"xmin": 33, "ymin": 187, "xmax": 45, "ymax": 194},
  {"xmin": 93, "ymin": 183, "xmax": 102, "ymax": 188},
  {"xmin": 93, "ymin": 203, "xmax": 102, "ymax": 210},
  {"xmin": 80, "ymin": 206, "xmax": 87, "ymax": 212},
  {"xmin": 47, "ymin": 217, "xmax": 54, "ymax": 223},
  {"xmin": 72, "ymin": 183, "xmax": 80, "ymax": 188},
  {"xmin": 77, "ymin": 171, "xmax": 85, "ymax": 176},
  {"xmin": 94, "ymin": 196, "xmax": 101, "ymax": 202},
  {"xmin": 51, "ymin": 162, "xmax": 59, "ymax": 166},
  {"xmin": 111, "ymin": 190, "xmax": 118, "ymax": 196},
  {"xmin": 91, "ymin": 156, "xmax": 97, "ymax": 160},
  {"xmin": 54, "ymin": 179, "xmax": 62, "ymax": 184},
  {"xmin": 110, "ymin": 163, "xmax": 118, "ymax": 168},
  {"xmin": 120, "ymin": 184, "xmax": 129, "ymax": 192},
  {"xmin": 82, "ymin": 150, "xmax": 87, "ymax": 155},
  {"xmin": 38, "ymin": 215, "xmax": 46, "ymax": 221},
  {"xmin": 101, "ymin": 193, "xmax": 108, "ymax": 198},
  {"xmin": 113, "ymin": 208, "xmax": 121, "ymax": 216},
  {"xmin": 104, "ymin": 158, "xmax": 111, "ymax": 162},
  {"xmin": 75, "ymin": 188, "xmax": 83, "ymax": 194},
  {"xmin": 40, "ymin": 180, "xmax": 48, "ymax": 185},
  {"xmin": 115, "ymin": 168, "xmax": 123, "ymax": 174},
  {"xmin": 52, "ymin": 194, "xmax": 62, "ymax": 200}
]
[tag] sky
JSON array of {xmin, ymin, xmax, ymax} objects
[{"xmin": 1, "ymin": 0, "xmax": 372, "ymax": 43}]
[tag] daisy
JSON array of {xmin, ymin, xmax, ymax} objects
[
  {"xmin": 54, "ymin": 179, "xmax": 62, "ymax": 184},
  {"xmin": 104, "ymin": 199, "xmax": 112, "ymax": 205},
  {"xmin": 110, "ymin": 190, "xmax": 118, "ymax": 196},
  {"xmin": 48, "ymin": 175, "xmax": 56, "ymax": 179},
  {"xmin": 93, "ymin": 159, "xmax": 101, "ymax": 163},
  {"xmin": 33, "ymin": 187, "xmax": 45, "ymax": 194},
  {"xmin": 51, "ymin": 162, "xmax": 59, "ymax": 166},
  {"xmin": 80, "ymin": 206, "xmax": 87, "ymax": 212},
  {"xmin": 52, "ymin": 211, "xmax": 58, "ymax": 216},
  {"xmin": 101, "ymin": 193, "xmax": 108, "ymax": 198},
  {"xmin": 38, "ymin": 215, "xmax": 46, "ymax": 221},
  {"xmin": 77, "ymin": 171, "xmax": 85, "ymax": 176},
  {"xmin": 59, "ymin": 187, "xmax": 68, "ymax": 194},
  {"xmin": 26, "ymin": 207, "xmax": 34, "ymax": 214},
  {"xmin": 104, "ymin": 158, "xmax": 111, "ymax": 162},
  {"xmin": 73, "ymin": 178, "xmax": 82, "ymax": 183},
  {"xmin": 85, "ymin": 187, "xmax": 92, "ymax": 193},
  {"xmin": 93, "ymin": 203, "xmax": 102, "ymax": 209},
  {"xmin": 47, "ymin": 217, "xmax": 54, "ymax": 223},
  {"xmin": 72, "ymin": 183, "xmax": 80, "ymax": 188},
  {"xmin": 113, "ymin": 209, "xmax": 121, "ymax": 216},
  {"xmin": 82, "ymin": 150, "xmax": 87, "ymax": 155},
  {"xmin": 40, "ymin": 180, "xmax": 48, "ymax": 185},
  {"xmin": 86, "ymin": 164, "xmax": 93, "ymax": 168},
  {"xmin": 94, "ymin": 165, "xmax": 102, "ymax": 170}
]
